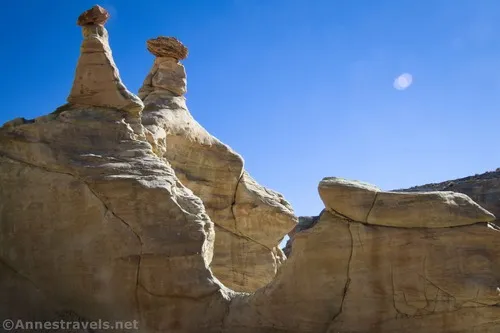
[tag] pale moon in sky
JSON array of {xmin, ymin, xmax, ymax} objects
[{"xmin": 393, "ymin": 73, "xmax": 413, "ymax": 90}]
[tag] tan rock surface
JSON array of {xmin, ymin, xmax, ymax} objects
[
  {"xmin": 68, "ymin": 6, "xmax": 143, "ymax": 113},
  {"xmin": 77, "ymin": 5, "xmax": 110, "ymax": 26},
  {"xmin": 327, "ymin": 211, "xmax": 500, "ymax": 333},
  {"xmin": 147, "ymin": 36, "xmax": 188, "ymax": 60},
  {"xmin": 0, "ymin": 11, "xmax": 228, "ymax": 332},
  {"xmin": 319, "ymin": 177, "xmax": 380, "ymax": 221},
  {"xmin": 138, "ymin": 37, "xmax": 297, "ymax": 292},
  {"xmin": 226, "ymin": 209, "xmax": 500, "ymax": 333},
  {"xmin": 0, "ymin": 105, "xmax": 230, "ymax": 333},
  {"xmin": 319, "ymin": 177, "xmax": 495, "ymax": 227},
  {"xmin": 2, "ymin": 5, "xmax": 500, "ymax": 333},
  {"xmin": 368, "ymin": 191, "xmax": 496, "ymax": 227}
]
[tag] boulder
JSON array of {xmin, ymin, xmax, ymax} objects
[
  {"xmin": 319, "ymin": 177, "xmax": 495, "ymax": 228},
  {"xmin": 398, "ymin": 169, "xmax": 500, "ymax": 226}
]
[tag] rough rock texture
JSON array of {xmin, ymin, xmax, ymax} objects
[
  {"xmin": 398, "ymin": 169, "xmax": 500, "ymax": 225},
  {"xmin": 0, "ymin": 106, "xmax": 234, "ymax": 333},
  {"xmin": 319, "ymin": 177, "xmax": 495, "ymax": 227},
  {"xmin": 2, "ymin": 5, "xmax": 500, "ymax": 332},
  {"xmin": 147, "ymin": 37, "xmax": 188, "ymax": 60},
  {"xmin": 68, "ymin": 7, "xmax": 143, "ymax": 113},
  {"xmin": 283, "ymin": 215, "xmax": 321, "ymax": 257},
  {"xmin": 0, "ymin": 11, "xmax": 229, "ymax": 333},
  {"xmin": 137, "ymin": 38, "xmax": 297, "ymax": 292},
  {"xmin": 225, "ymin": 180, "xmax": 500, "ymax": 333},
  {"xmin": 77, "ymin": 5, "xmax": 110, "ymax": 26}
]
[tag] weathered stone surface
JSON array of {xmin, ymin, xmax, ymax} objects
[
  {"xmin": 398, "ymin": 169, "xmax": 500, "ymax": 225},
  {"xmin": 319, "ymin": 177, "xmax": 380, "ymax": 221},
  {"xmin": 327, "ymin": 212, "xmax": 500, "ymax": 333},
  {"xmin": 3, "ymin": 5, "xmax": 500, "ymax": 332},
  {"xmin": 319, "ymin": 177, "xmax": 495, "ymax": 227},
  {"xmin": 147, "ymin": 36, "xmax": 188, "ymax": 60},
  {"xmin": 68, "ymin": 7, "xmax": 143, "ymax": 113},
  {"xmin": 368, "ymin": 191, "xmax": 495, "ymax": 227},
  {"xmin": 226, "ymin": 209, "xmax": 500, "ymax": 333},
  {"xmin": 0, "ymin": 106, "xmax": 229, "ymax": 333},
  {"xmin": 77, "ymin": 5, "xmax": 110, "ymax": 26},
  {"xmin": 138, "ymin": 37, "xmax": 297, "ymax": 292},
  {"xmin": 283, "ymin": 214, "xmax": 321, "ymax": 257}
]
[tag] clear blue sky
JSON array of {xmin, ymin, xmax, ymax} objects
[{"xmin": 1, "ymin": 0, "xmax": 499, "ymax": 217}]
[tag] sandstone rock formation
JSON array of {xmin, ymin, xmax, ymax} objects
[
  {"xmin": 138, "ymin": 36, "xmax": 296, "ymax": 292},
  {"xmin": 0, "ymin": 7, "xmax": 229, "ymax": 332},
  {"xmin": 282, "ymin": 214, "xmax": 321, "ymax": 257},
  {"xmin": 67, "ymin": 5, "xmax": 143, "ymax": 113},
  {"xmin": 398, "ymin": 169, "xmax": 500, "ymax": 225},
  {"xmin": 286, "ymin": 172, "xmax": 500, "ymax": 253},
  {"xmin": 319, "ymin": 177, "xmax": 495, "ymax": 227},
  {"xmin": 225, "ymin": 179, "xmax": 500, "ymax": 333},
  {"xmin": 2, "ymin": 5, "xmax": 500, "ymax": 333}
]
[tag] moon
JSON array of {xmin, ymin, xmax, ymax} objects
[{"xmin": 393, "ymin": 73, "xmax": 413, "ymax": 90}]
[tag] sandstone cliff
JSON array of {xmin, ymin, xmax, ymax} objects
[{"xmin": 1, "ymin": 5, "xmax": 500, "ymax": 333}]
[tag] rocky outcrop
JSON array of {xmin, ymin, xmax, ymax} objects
[
  {"xmin": 2, "ymin": 5, "xmax": 500, "ymax": 333},
  {"xmin": 319, "ymin": 177, "xmax": 495, "ymax": 227},
  {"xmin": 397, "ymin": 169, "xmax": 500, "ymax": 225},
  {"xmin": 0, "ymin": 7, "xmax": 229, "ymax": 332},
  {"xmin": 225, "ymin": 179, "xmax": 500, "ymax": 333},
  {"xmin": 283, "ymin": 215, "xmax": 321, "ymax": 257},
  {"xmin": 138, "ymin": 36, "xmax": 296, "ymax": 292},
  {"xmin": 67, "ymin": 5, "xmax": 144, "ymax": 113}
]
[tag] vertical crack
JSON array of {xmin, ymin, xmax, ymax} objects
[
  {"xmin": 365, "ymin": 191, "xmax": 379, "ymax": 222},
  {"xmin": 324, "ymin": 221, "xmax": 353, "ymax": 333}
]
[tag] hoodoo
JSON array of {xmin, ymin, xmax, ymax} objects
[
  {"xmin": 67, "ymin": 5, "xmax": 144, "ymax": 113},
  {"xmin": 138, "ymin": 36, "xmax": 297, "ymax": 292},
  {"xmin": 1, "ymin": 4, "xmax": 500, "ymax": 333}
]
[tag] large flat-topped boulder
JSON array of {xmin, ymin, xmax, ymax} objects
[
  {"xmin": 398, "ymin": 169, "xmax": 500, "ymax": 225},
  {"xmin": 319, "ymin": 177, "xmax": 495, "ymax": 228}
]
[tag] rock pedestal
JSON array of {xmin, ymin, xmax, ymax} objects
[
  {"xmin": 138, "ymin": 36, "xmax": 297, "ymax": 292},
  {"xmin": 67, "ymin": 5, "xmax": 143, "ymax": 113}
]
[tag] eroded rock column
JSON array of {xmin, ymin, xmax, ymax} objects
[
  {"xmin": 138, "ymin": 37, "xmax": 297, "ymax": 292},
  {"xmin": 67, "ymin": 5, "xmax": 144, "ymax": 113}
]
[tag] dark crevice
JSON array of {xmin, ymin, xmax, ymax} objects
[
  {"xmin": 324, "ymin": 221, "xmax": 353, "ymax": 333},
  {"xmin": 365, "ymin": 191, "xmax": 379, "ymax": 222}
]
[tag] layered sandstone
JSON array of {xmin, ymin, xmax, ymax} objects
[
  {"xmin": 398, "ymin": 169, "xmax": 500, "ymax": 225},
  {"xmin": 225, "ymin": 179, "xmax": 500, "ymax": 333},
  {"xmin": 138, "ymin": 36, "xmax": 296, "ymax": 292},
  {"xmin": 0, "ymin": 8, "xmax": 229, "ymax": 332},
  {"xmin": 67, "ymin": 5, "xmax": 144, "ymax": 113},
  {"xmin": 1, "ymin": 5, "xmax": 500, "ymax": 333}
]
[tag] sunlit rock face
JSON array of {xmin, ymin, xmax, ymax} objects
[
  {"xmin": 397, "ymin": 169, "xmax": 500, "ymax": 226},
  {"xmin": 225, "ymin": 179, "xmax": 500, "ymax": 333},
  {"xmin": 67, "ymin": 5, "xmax": 143, "ymax": 113},
  {"xmin": 138, "ymin": 36, "xmax": 297, "ymax": 292},
  {"xmin": 1, "ymin": 4, "xmax": 500, "ymax": 333},
  {"xmin": 0, "ymin": 6, "xmax": 229, "ymax": 333}
]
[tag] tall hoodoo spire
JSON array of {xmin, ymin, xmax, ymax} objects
[
  {"xmin": 67, "ymin": 5, "xmax": 143, "ymax": 113},
  {"xmin": 138, "ymin": 36, "xmax": 188, "ymax": 99}
]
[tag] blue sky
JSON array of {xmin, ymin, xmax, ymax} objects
[{"xmin": 1, "ymin": 0, "xmax": 499, "ymax": 218}]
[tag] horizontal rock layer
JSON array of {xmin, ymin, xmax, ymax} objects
[{"xmin": 319, "ymin": 177, "xmax": 495, "ymax": 227}]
